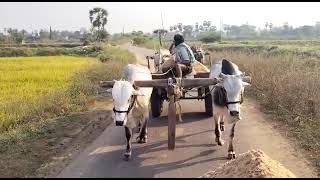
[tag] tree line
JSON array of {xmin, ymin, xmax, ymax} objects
[
  {"xmin": 0, "ymin": 7, "xmax": 109, "ymax": 45},
  {"xmin": 166, "ymin": 21, "xmax": 320, "ymax": 40},
  {"xmin": 1, "ymin": 10, "xmax": 320, "ymax": 45}
]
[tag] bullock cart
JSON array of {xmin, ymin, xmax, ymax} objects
[{"xmin": 100, "ymin": 66, "xmax": 251, "ymax": 151}]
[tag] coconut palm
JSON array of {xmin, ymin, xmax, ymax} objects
[{"xmin": 89, "ymin": 7, "xmax": 108, "ymax": 42}]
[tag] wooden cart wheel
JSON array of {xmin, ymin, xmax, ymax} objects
[
  {"xmin": 147, "ymin": 56, "xmax": 150, "ymax": 70},
  {"xmin": 151, "ymin": 88, "xmax": 163, "ymax": 118},
  {"xmin": 168, "ymin": 87, "xmax": 176, "ymax": 150},
  {"xmin": 205, "ymin": 86, "xmax": 213, "ymax": 117},
  {"xmin": 197, "ymin": 87, "xmax": 204, "ymax": 97}
]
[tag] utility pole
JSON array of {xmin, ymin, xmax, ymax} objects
[
  {"xmin": 49, "ymin": 26, "xmax": 52, "ymax": 40},
  {"xmin": 161, "ymin": 12, "xmax": 164, "ymax": 30},
  {"xmin": 220, "ymin": 17, "xmax": 223, "ymax": 42},
  {"xmin": 159, "ymin": 12, "xmax": 165, "ymax": 47}
]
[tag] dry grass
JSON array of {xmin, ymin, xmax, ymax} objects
[{"xmin": 208, "ymin": 49, "xmax": 320, "ymax": 169}]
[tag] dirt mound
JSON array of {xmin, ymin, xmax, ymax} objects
[
  {"xmin": 192, "ymin": 62, "xmax": 209, "ymax": 73},
  {"xmin": 200, "ymin": 149, "xmax": 296, "ymax": 178}
]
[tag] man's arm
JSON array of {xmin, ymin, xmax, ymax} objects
[{"xmin": 169, "ymin": 42, "xmax": 175, "ymax": 55}]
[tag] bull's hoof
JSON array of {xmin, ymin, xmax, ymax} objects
[
  {"xmin": 136, "ymin": 136, "xmax": 147, "ymax": 143},
  {"xmin": 123, "ymin": 151, "xmax": 132, "ymax": 161},
  {"xmin": 215, "ymin": 137, "xmax": 224, "ymax": 146},
  {"xmin": 220, "ymin": 124, "xmax": 225, "ymax": 132},
  {"xmin": 227, "ymin": 151, "xmax": 236, "ymax": 160}
]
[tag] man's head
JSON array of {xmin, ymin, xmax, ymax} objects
[{"xmin": 174, "ymin": 34, "xmax": 184, "ymax": 46}]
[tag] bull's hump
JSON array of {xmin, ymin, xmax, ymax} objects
[{"xmin": 221, "ymin": 59, "xmax": 237, "ymax": 75}]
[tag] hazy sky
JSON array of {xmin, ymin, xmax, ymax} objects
[{"xmin": 1, "ymin": 2, "xmax": 320, "ymax": 34}]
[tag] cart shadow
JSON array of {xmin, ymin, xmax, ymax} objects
[
  {"xmin": 150, "ymin": 112, "xmax": 210, "ymax": 128},
  {"xmin": 84, "ymin": 129, "xmax": 227, "ymax": 178}
]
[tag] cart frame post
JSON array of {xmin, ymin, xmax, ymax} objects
[{"xmin": 167, "ymin": 82, "xmax": 176, "ymax": 150}]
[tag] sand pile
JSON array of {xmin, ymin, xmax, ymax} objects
[
  {"xmin": 199, "ymin": 149, "xmax": 296, "ymax": 178},
  {"xmin": 161, "ymin": 59, "xmax": 209, "ymax": 74},
  {"xmin": 191, "ymin": 62, "xmax": 209, "ymax": 73}
]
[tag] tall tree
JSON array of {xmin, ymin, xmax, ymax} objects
[
  {"xmin": 49, "ymin": 26, "xmax": 52, "ymax": 40},
  {"xmin": 269, "ymin": 23, "xmax": 273, "ymax": 30},
  {"xmin": 195, "ymin": 23, "xmax": 199, "ymax": 32},
  {"xmin": 265, "ymin": 22, "xmax": 269, "ymax": 30},
  {"xmin": 89, "ymin": 7, "xmax": 108, "ymax": 42},
  {"xmin": 177, "ymin": 23, "xmax": 183, "ymax": 32}
]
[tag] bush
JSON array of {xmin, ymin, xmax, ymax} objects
[
  {"xmin": 35, "ymin": 47, "xmax": 63, "ymax": 56},
  {"xmin": 97, "ymin": 53, "xmax": 111, "ymax": 62},
  {"xmin": 0, "ymin": 48, "xmax": 36, "ymax": 57},
  {"xmin": 0, "ymin": 44, "xmax": 104, "ymax": 57},
  {"xmin": 198, "ymin": 32, "xmax": 221, "ymax": 43},
  {"xmin": 132, "ymin": 36, "xmax": 148, "ymax": 45},
  {"xmin": 83, "ymin": 40, "xmax": 91, "ymax": 46}
]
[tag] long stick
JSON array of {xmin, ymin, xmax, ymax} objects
[{"xmin": 167, "ymin": 85, "xmax": 176, "ymax": 150}]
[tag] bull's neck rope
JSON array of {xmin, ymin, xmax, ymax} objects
[
  {"xmin": 226, "ymin": 92, "xmax": 243, "ymax": 107},
  {"xmin": 113, "ymin": 95, "xmax": 137, "ymax": 114}
]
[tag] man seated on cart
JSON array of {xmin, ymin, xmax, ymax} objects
[{"xmin": 165, "ymin": 34, "xmax": 197, "ymax": 78}]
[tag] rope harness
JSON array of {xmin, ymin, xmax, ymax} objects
[
  {"xmin": 226, "ymin": 91, "xmax": 244, "ymax": 107},
  {"xmin": 113, "ymin": 95, "xmax": 137, "ymax": 114}
]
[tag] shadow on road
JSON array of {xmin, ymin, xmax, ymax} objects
[
  {"xmin": 150, "ymin": 112, "xmax": 210, "ymax": 128},
  {"xmin": 84, "ymin": 129, "xmax": 225, "ymax": 178}
]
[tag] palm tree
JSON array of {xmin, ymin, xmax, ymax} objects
[
  {"xmin": 89, "ymin": 7, "xmax": 108, "ymax": 42},
  {"xmin": 265, "ymin": 22, "xmax": 269, "ymax": 30},
  {"xmin": 195, "ymin": 23, "xmax": 199, "ymax": 32},
  {"xmin": 177, "ymin": 23, "xmax": 183, "ymax": 32},
  {"xmin": 207, "ymin": 21, "xmax": 212, "ymax": 28},
  {"xmin": 269, "ymin": 23, "xmax": 273, "ymax": 30},
  {"xmin": 199, "ymin": 25, "xmax": 204, "ymax": 31}
]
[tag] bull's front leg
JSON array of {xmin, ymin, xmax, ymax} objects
[
  {"xmin": 220, "ymin": 115, "xmax": 225, "ymax": 132},
  {"xmin": 227, "ymin": 122, "xmax": 237, "ymax": 159},
  {"xmin": 136, "ymin": 122, "xmax": 141, "ymax": 133},
  {"xmin": 124, "ymin": 126, "xmax": 133, "ymax": 161},
  {"xmin": 214, "ymin": 115, "xmax": 224, "ymax": 146},
  {"xmin": 137, "ymin": 109, "xmax": 149, "ymax": 143}
]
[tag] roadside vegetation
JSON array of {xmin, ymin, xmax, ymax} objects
[{"xmin": 0, "ymin": 45, "xmax": 136, "ymax": 177}]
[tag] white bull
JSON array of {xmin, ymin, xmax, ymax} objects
[
  {"xmin": 111, "ymin": 64, "xmax": 153, "ymax": 160},
  {"xmin": 209, "ymin": 59, "xmax": 250, "ymax": 159}
]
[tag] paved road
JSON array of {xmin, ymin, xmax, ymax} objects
[{"xmin": 57, "ymin": 44, "xmax": 317, "ymax": 178}]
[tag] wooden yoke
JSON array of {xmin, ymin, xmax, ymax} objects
[{"xmin": 99, "ymin": 76, "xmax": 252, "ymax": 89}]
